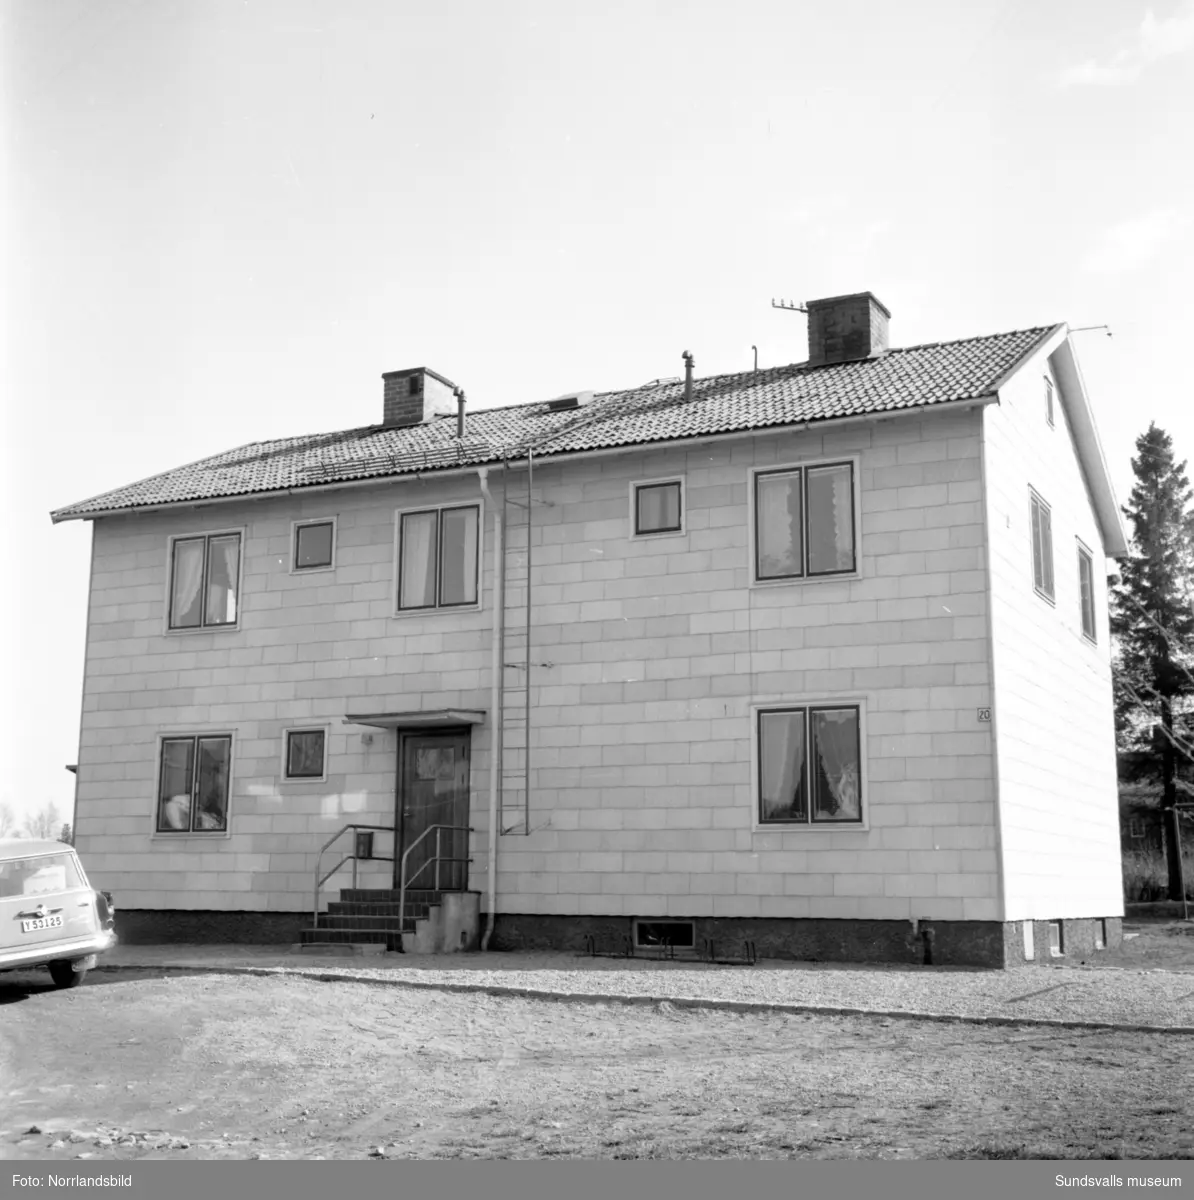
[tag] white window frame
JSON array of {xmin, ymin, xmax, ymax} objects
[
  {"xmin": 282, "ymin": 725, "xmax": 330, "ymax": 783},
  {"xmin": 290, "ymin": 517, "xmax": 337, "ymax": 574},
  {"xmin": 628, "ymin": 476, "xmax": 685, "ymax": 541},
  {"xmin": 748, "ymin": 696, "xmax": 870, "ymax": 833},
  {"xmin": 1076, "ymin": 539, "xmax": 1097, "ymax": 643},
  {"xmin": 163, "ymin": 526, "xmax": 246, "ymax": 635},
  {"xmin": 151, "ymin": 730, "xmax": 235, "ymax": 840},
  {"xmin": 392, "ymin": 501, "xmax": 484, "ymax": 617},
  {"xmin": 1029, "ymin": 488, "xmax": 1055, "ymax": 604},
  {"xmin": 1044, "ymin": 375, "xmax": 1055, "ymax": 428},
  {"xmin": 748, "ymin": 456, "xmax": 862, "ymax": 588}
]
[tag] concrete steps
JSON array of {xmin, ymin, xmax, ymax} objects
[{"xmin": 300, "ymin": 888, "xmax": 481, "ymax": 954}]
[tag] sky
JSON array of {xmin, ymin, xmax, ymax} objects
[{"xmin": 2, "ymin": 0, "xmax": 1193, "ymax": 831}]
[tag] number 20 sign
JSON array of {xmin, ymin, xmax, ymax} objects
[{"xmin": 977, "ymin": 708, "xmax": 992, "ymax": 722}]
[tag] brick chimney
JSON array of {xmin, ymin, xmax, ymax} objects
[
  {"xmin": 381, "ymin": 367, "xmax": 460, "ymax": 427},
  {"xmin": 806, "ymin": 292, "xmax": 891, "ymax": 367}
]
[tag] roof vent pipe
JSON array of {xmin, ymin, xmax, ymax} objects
[
  {"xmin": 454, "ymin": 388, "xmax": 466, "ymax": 440},
  {"xmin": 682, "ymin": 351, "xmax": 694, "ymax": 402}
]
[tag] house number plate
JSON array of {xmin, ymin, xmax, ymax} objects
[{"xmin": 977, "ymin": 708, "xmax": 992, "ymax": 722}]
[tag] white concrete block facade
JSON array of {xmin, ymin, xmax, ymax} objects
[{"xmin": 71, "ymin": 394, "xmax": 1119, "ymax": 932}]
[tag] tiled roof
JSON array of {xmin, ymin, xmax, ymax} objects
[{"xmin": 51, "ymin": 326, "xmax": 1056, "ymax": 522}]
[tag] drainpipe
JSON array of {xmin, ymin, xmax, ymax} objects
[{"xmin": 477, "ymin": 466, "xmax": 502, "ymax": 950}]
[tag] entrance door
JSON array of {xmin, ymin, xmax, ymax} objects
[{"xmin": 395, "ymin": 730, "xmax": 470, "ymax": 891}]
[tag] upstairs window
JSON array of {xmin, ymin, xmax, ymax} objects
[
  {"xmin": 397, "ymin": 504, "xmax": 480, "ymax": 611},
  {"xmin": 1045, "ymin": 376, "xmax": 1055, "ymax": 427},
  {"xmin": 757, "ymin": 705, "xmax": 863, "ymax": 826},
  {"xmin": 755, "ymin": 462, "xmax": 856, "ymax": 581},
  {"xmin": 1077, "ymin": 543, "xmax": 1096, "ymax": 641},
  {"xmin": 293, "ymin": 520, "xmax": 335, "ymax": 571},
  {"xmin": 157, "ymin": 735, "xmax": 232, "ymax": 834},
  {"xmin": 169, "ymin": 532, "xmax": 241, "ymax": 629},
  {"xmin": 633, "ymin": 479, "xmax": 683, "ymax": 536},
  {"xmin": 1030, "ymin": 490, "xmax": 1054, "ymax": 602}
]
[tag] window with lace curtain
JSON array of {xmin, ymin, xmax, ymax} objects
[
  {"xmin": 396, "ymin": 504, "xmax": 480, "ymax": 611},
  {"xmin": 168, "ymin": 531, "xmax": 242, "ymax": 630},
  {"xmin": 754, "ymin": 461, "xmax": 856, "ymax": 582},
  {"xmin": 757, "ymin": 705, "xmax": 863, "ymax": 826},
  {"xmin": 156, "ymin": 734, "xmax": 232, "ymax": 834}
]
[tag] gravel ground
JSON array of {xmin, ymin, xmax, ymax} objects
[{"xmin": 94, "ymin": 945, "xmax": 1194, "ymax": 1031}]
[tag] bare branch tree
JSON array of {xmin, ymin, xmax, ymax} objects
[{"xmin": 22, "ymin": 803, "xmax": 62, "ymax": 841}]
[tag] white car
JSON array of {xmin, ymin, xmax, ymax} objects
[{"xmin": 0, "ymin": 838, "xmax": 117, "ymax": 988}]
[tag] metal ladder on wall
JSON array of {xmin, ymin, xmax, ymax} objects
[{"xmin": 499, "ymin": 455, "xmax": 551, "ymax": 835}]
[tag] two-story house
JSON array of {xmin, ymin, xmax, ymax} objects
[{"xmin": 51, "ymin": 292, "xmax": 1128, "ymax": 967}]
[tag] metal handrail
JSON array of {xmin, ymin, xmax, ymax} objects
[
  {"xmin": 311, "ymin": 822, "xmax": 394, "ymax": 929},
  {"xmin": 398, "ymin": 823, "xmax": 473, "ymax": 932}
]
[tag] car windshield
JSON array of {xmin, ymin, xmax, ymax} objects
[{"xmin": 0, "ymin": 852, "xmax": 84, "ymax": 898}]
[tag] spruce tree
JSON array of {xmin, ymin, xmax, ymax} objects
[{"xmin": 1110, "ymin": 423, "xmax": 1194, "ymax": 900}]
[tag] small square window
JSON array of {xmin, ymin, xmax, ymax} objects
[
  {"xmin": 285, "ymin": 730, "xmax": 326, "ymax": 779},
  {"xmin": 1045, "ymin": 377, "xmax": 1055, "ymax": 427},
  {"xmin": 634, "ymin": 481, "xmax": 682, "ymax": 535},
  {"xmin": 294, "ymin": 521, "xmax": 334, "ymax": 570}
]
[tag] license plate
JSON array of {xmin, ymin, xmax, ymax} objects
[{"xmin": 21, "ymin": 915, "xmax": 64, "ymax": 933}]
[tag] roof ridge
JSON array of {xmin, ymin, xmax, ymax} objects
[
  {"xmin": 49, "ymin": 324, "xmax": 1060, "ymax": 523},
  {"xmin": 885, "ymin": 324, "xmax": 1056, "ymax": 357}
]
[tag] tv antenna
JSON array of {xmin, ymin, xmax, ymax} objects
[
  {"xmin": 771, "ymin": 298, "xmax": 807, "ymax": 313},
  {"xmin": 1070, "ymin": 324, "xmax": 1113, "ymax": 337}
]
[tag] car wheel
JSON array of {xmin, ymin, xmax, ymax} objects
[{"xmin": 48, "ymin": 961, "xmax": 86, "ymax": 989}]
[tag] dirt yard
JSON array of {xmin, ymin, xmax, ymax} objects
[{"xmin": 2, "ymin": 962, "xmax": 1192, "ymax": 1161}]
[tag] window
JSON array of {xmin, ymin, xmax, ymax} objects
[
  {"xmin": 1030, "ymin": 491, "xmax": 1054, "ymax": 601},
  {"xmin": 1048, "ymin": 921, "xmax": 1064, "ymax": 957},
  {"xmin": 1077, "ymin": 544, "xmax": 1096, "ymax": 641},
  {"xmin": 293, "ymin": 520, "xmax": 335, "ymax": 571},
  {"xmin": 755, "ymin": 462, "xmax": 855, "ymax": 582},
  {"xmin": 169, "ymin": 532, "xmax": 241, "ymax": 629},
  {"xmin": 285, "ymin": 729, "xmax": 326, "ymax": 780},
  {"xmin": 757, "ymin": 705, "xmax": 863, "ymax": 826},
  {"xmin": 1094, "ymin": 919, "xmax": 1107, "ymax": 951},
  {"xmin": 633, "ymin": 480, "xmax": 683, "ymax": 536},
  {"xmin": 1045, "ymin": 376, "xmax": 1055, "ymax": 427},
  {"xmin": 156, "ymin": 735, "xmax": 232, "ymax": 834},
  {"xmin": 0, "ymin": 852, "xmax": 84, "ymax": 898},
  {"xmin": 397, "ymin": 504, "xmax": 480, "ymax": 611}
]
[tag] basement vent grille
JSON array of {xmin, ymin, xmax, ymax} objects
[{"xmin": 633, "ymin": 919, "xmax": 695, "ymax": 950}]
